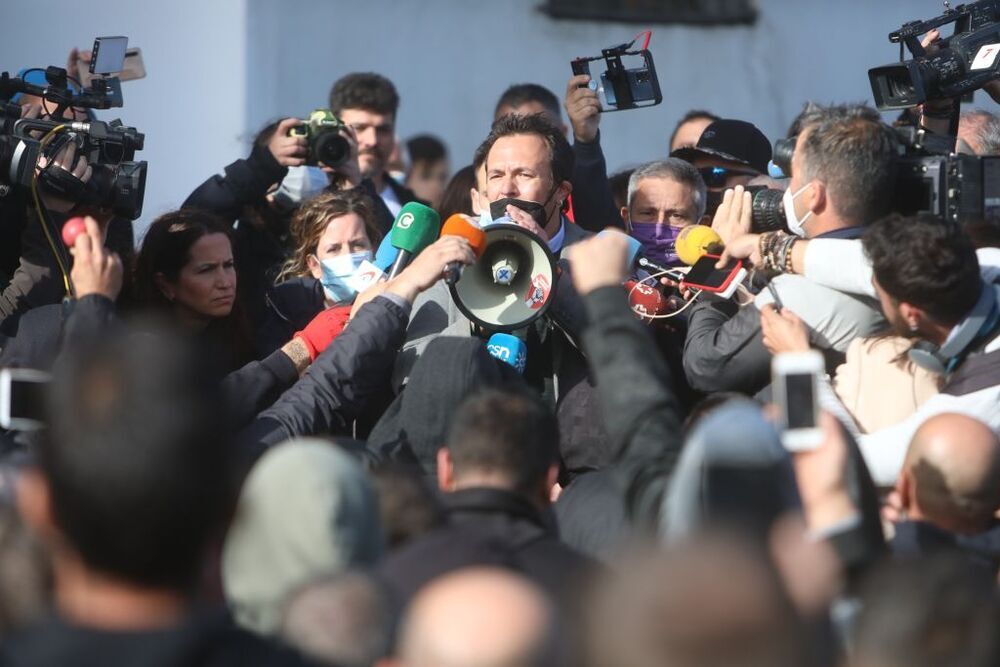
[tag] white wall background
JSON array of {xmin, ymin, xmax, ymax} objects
[{"xmin": 2, "ymin": 0, "xmax": 994, "ymax": 235}]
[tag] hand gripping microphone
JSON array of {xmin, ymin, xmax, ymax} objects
[
  {"xmin": 387, "ymin": 202, "xmax": 441, "ymax": 280},
  {"xmin": 486, "ymin": 333, "xmax": 527, "ymax": 374},
  {"xmin": 440, "ymin": 214, "xmax": 488, "ymax": 284}
]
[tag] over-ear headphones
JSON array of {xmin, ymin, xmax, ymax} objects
[{"xmin": 909, "ymin": 282, "xmax": 999, "ymax": 374}]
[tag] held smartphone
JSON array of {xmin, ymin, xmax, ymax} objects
[
  {"xmin": 570, "ymin": 49, "xmax": 662, "ymax": 112},
  {"xmin": 77, "ymin": 47, "xmax": 146, "ymax": 88},
  {"xmin": 0, "ymin": 368, "xmax": 51, "ymax": 431},
  {"xmin": 680, "ymin": 254, "xmax": 746, "ymax": 299},
  {"xmin": 771, "ymin": 351, "xmax": 824, "ymax": 451}
]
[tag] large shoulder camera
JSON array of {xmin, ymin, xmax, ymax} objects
[
  {"xmin": 869, "ymin": 0, "xmax": 1000, "ymax": 110},
  {"xmin": 891, "ymin": 127, "xmax": 1000, "ymax": 224},
  {"xmin": 290, "ymin": 109, "xmax": 351, "ymax": 167},
  {"xmin": 570, "ymin": 31, "xmax": 662, "ymax": 112},
  {"xmin": 0, "ymin": 37, "xmax": 147, "ymax": 219}
]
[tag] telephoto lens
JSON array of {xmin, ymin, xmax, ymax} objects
[
  {"xmin": 313, "ymin": 131, "xmax": 351, "ymax": 168},
  {"xmin": 748, "ymin": 186, "xmax": 786, "ymax": 234},
  {"xmin": 771, "ymin": 137, "xmax": 795, "ymax": 178}
]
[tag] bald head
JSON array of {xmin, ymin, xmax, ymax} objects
[
  {"xmin": 902, "ymin": 413, "xmax": 1000, "ymax": 534},
  {"xmin": 398, "ymin": 568, "xmax": 560, "ymax": 667}
]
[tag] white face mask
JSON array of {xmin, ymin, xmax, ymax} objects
[
  {"xmin": 782, "ymin": 182, "xmax": 814, "ymax": 238},
  {"xmin": 274, "ymin": 166, "xmax": 330, "ymax": 210},
  {"xmin": 318, "ymin": 251, "xmax": 372, "ymax": 303}
]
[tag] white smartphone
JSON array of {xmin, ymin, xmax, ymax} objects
[
  {"xmin": 0, "ymin": 368, "xmax": 51, "ymax": 431},
  {"xmin": 771, "ymin": 351, "xmax": 823, "ymax": 451}
]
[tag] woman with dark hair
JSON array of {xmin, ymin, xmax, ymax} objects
[
  {"xmin": 130, "ymin": 209, "xmax": 255, "ymax": 372},
  {"xmin": 258, "ymin": 189, "xmax": 382, "ymax": 356}
]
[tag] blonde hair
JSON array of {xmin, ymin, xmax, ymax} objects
[{"xmin": 276, "ymin": 190, "xmax": 382, "ymax": 283}]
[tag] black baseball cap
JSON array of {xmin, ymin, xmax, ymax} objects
[{"xmin": 671, "ymin": 119, "xmax": 772, "ymax": 174}]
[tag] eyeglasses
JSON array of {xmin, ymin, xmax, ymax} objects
[{"xmin": 698, "ymin": 166, "xmax": 758, "ymax": 188}]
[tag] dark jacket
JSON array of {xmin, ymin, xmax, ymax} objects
[
  {"xmin": 257, "ymin": 277, "xmax": 327, "ymax": 358},
  {"xmin": 380, "ymin": 487, "xmax": 597, "ymax": 606},
  {"xmin": 570, "ymin": 132, "xmax": 622, "ymax": 232},
  {"xmin": 238, "ymin": 294, "xmax": 411, "ymax": 459},
  {"xmin": 892, "ymin": 520, "xmax": 1000, "ymax": 575},
  {"xmin": 0, "ymin": 611, "xmax": 311, "ymax": 667},
  {"xmin": 554, "ymin": 285, "xmax": 687, "ymax": 556}
]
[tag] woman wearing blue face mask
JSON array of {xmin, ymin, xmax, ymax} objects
[{"xmin": 257, "ymin": 190, "xmax": 382, "ymax": 357}]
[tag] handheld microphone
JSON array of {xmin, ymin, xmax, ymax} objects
[
  {"xmin": 486, "ymin": 333, "xmax": 527, "ymax": 374},
  {"xmin": 625, "ymin": 279, "xmax": 672, "ymax": 322},
  {"xmin": 387, "ymin": 203, "xmax": 441, "ymax": 280},
  {"xmin": 675, "ymin": 225, "xmax": 723, "ymax": 266},
  {"xmin": 373, "ymin": 230, "xmax": 399, "ymax": 272},
  {"xmin": 440, "ymin": 214, "xmax": 487, "ymax": 284}
]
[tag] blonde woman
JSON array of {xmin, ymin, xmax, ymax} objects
[{"xmin": 258, "ymin": 190, "xmax": 382, "ymax": 356}]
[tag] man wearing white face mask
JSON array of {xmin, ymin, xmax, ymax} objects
[{"xmin": 682, "ymin": 104, "xmax": 897, "ymax": 395}]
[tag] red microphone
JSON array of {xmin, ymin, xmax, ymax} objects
[
  {"xmin": 625, "ymin": 279, "xmax": 672, "ymax": 323},
  {"xmin": 440, "ymin": 214, "xmax": 487, "ymax": 284},
  {"xmin": 62, "ymin": 216, "xmax": 88, "ymax": 247}
]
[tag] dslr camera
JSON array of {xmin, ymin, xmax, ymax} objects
[
  {"xmin": 0, "ymin": 37, "xmax": 147, "ymax": 219},
  {"xmin": 290, "ymin": 109, "xmax": 351, "ymax": 167},
  {"xmin": 869, "ymin": 0, "xmax": 1000, "ymax": 110}
]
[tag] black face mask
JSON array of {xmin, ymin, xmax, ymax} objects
[{"xmin": 489, "ymin": 197, "xmax": 549, "ymax": 228}]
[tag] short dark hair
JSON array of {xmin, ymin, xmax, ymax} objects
[
  {"xmin": 669, "ymin": 109, "xmax": 720, "ymax": 147},
  {"xmin": 494, "ymin": 84, "xmax": 561, "ymax": 122},
  {"xmin": 446, "ymin": 387, "xmax": 559, "ymax": 494},
  {"xmin": 478, "ymin": 114, "xmax": 575, "ymax": 187},
  {"xmin": 406, "ymin": 134, "xmax": 447, "ymax": 168},
  {"xmin": 437, "ymin": 164, "xmax": 477, "ymax": 220},
  {"xmin": 329, "ymin": 72, "xmax": 399, "ymax": 119},
  {"xmin": 863, "ymin": 213, "xmax": 982, "ymax": 326},
  {"xmin": 797, "ymin": 103, "xmax": 899, "ymax": 227},
  {"xmin": 41, "ymin": 330, "xmax": 231, "ymax": 590}
]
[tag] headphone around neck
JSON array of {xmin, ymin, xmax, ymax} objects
[{"xmin": 908, "ymin": 282, "xmax": 999, "ymax": 375}]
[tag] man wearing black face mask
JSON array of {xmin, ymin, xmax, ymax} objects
[
  {"xmin": 671, "ymin": 119, "xmax": 771, "ymax": 218},
  {"xmin": 474, "ymin": 113, "xmax": 588, "ymax": 256}
]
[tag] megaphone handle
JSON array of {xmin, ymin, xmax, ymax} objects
[{"xmin": 444, "ymin": 262, "xmax": 461, "ymax": 285}]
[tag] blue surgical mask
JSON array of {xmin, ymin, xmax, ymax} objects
[
  {"xmin": 318, "ymin": 251, "xmax": 372, "ymax": 303},
  {"xmin": 274, "ymin": 166, "xmax": 330, "ymax": 211}
]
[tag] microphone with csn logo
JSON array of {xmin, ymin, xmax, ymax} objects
[
  {"xmin": 387, "ymin": 202, "xmax": 441, "ymax": 280},
  {"xmin": 486, "ymin": 333, "xmax": 527, "ymax": 375}
]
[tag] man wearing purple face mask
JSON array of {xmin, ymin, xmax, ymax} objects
[{"xmin": 622, "ymin": 159, "xmax": 708, "ymax": 268}]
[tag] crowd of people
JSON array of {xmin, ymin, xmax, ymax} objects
[{"xmin": 0, "ymin": 30, "xmax": 998, "ymax": 666}]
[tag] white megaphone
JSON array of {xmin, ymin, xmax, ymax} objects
[{"xmin": 449, "ymin": 222, "xmax": 557, "ymax": 332}]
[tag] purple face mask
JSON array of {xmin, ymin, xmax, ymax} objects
[{"xmin": 629, "ymin": 222, "xmax": 685, "ymax": 267}]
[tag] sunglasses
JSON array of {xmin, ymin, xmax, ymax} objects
[{"xmin": 698, "ymin": 166, "xmax": 758, "ymax": 188}]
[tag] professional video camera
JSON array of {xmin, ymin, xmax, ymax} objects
[
  {"xmin": 290, "ymin": 109, "xmax": 351, "ymax": 167},
  {"xmin": 890, "ymin": 126, "xmax": 1000, "ymax": 224},
  {"xmin": 0, "ymin": 37, "xmax": 147, "ymax": 219},
  {"xmin": 869, "ymin": 0, "xmax": 1000, "ymax": 110}
]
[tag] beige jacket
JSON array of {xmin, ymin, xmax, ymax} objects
[{"xmin": 832, "ymin": 336, "xmax": 941, "ymax": 433}]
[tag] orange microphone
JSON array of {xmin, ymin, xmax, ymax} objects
[{"xmin": 440, "ymin": 214, "xmax": 487, "ymax": 284}]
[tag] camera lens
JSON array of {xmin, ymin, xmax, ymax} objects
[
  {"xmin": 772, "ymin": 137, "xmax": 795, "ymax": 177},
  {"xmin": 314, "ymin": 132, "xmax": 350, "ymax": 168},
  {"xmin": 749, "ymin": 187, "xmax": 787, "ymax": 234}
]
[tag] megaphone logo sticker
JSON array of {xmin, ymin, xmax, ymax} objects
[
  {"xmin": 397, "ymin": 212, "xmax": 415, "ymax": 229},
  {"xmin": 525, "ymin": 274, "xmax": 551, "ymax": 310}
]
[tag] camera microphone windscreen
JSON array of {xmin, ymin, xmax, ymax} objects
[
  {"xmin": 387, "ymin": 202, "xmax": 441, "ymax": 279},
  {"xmin": 675, "ymin": 225, "xmax": 723, "ymax": 266},
  {"xmin": 486, "ymin": 333, "xmax": 527, "ymax": 374},
  {"xmin": 625, "ymin": 279, "xmax": 671, "ymax": 321},
  {"xmin": 441, "ymin": 214, "xmax": 488, "ymax": 256}
]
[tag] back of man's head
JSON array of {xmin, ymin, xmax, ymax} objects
[
  {"xmin": 903, "ymin": 413, "xmax": 1000, "ymax": 534},
  {"xmin": 797, "ymin": 103, "xmax": 898, "ymax": 227},
  {"xmin": 863, "ymin": 213, "xmax": 982, "ymax": 327},
  {"xmin": 329, "ymin": 72, "xmax": 399, "ymax": 119},
  {"xmin": 494, "ymin": 83, "xmax": 562, "ymax": 124},
  {"xmin": 398, "ymin": 567, "xmax": 562, "ymax": 667},
  {"xmin": 38, "ymin": 329, "xmax": 229, "ymax": 590},
  {"xmin": 444, "ymin": 387, "xmax": 558, "ymax": 497}
]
